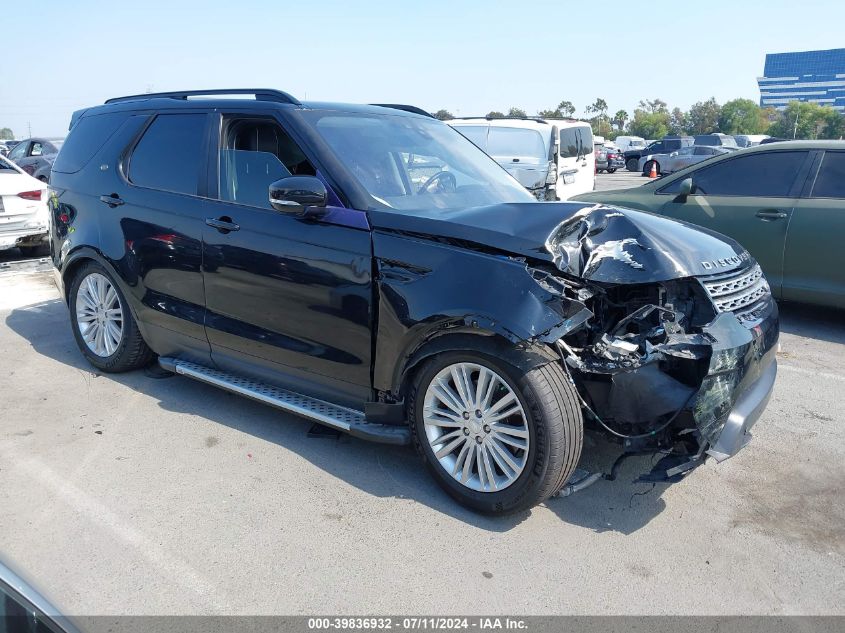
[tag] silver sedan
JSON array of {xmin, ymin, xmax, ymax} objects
[{"xmin": 638, "ymin": 145, "xmax": 733, "ymax": 176}]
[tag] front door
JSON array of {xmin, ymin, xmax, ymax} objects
[
  {"xmin": 201, "ymin": 113, "xmax": 373, "ymax": 407},
  {"xmin": 783, "ymin": 150, "xmax": 845, "ymax": 308},
  {"xmin": 656, "ymin": 149, "xmax": 811, "ymax": 296}
]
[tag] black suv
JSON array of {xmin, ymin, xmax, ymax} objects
[
  {"xmin": 624, "ymin": 135, "xmax": 694, "ymax": 172},
  {"xmin": 49, "ymin": 89, "xmax": 778, "ymax": 514}
]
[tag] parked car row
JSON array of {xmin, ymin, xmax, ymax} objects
[
  {"xmin": 622, "ymin": 133, "xmax": 772, "ymax": 176},
  {"xmin": 594, "ymin": 141, "xmax": 624, "ymax": 173}
]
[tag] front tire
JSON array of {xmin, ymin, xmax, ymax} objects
[
  {"xmin": 626, "ymin": 158, "xmax": 639, "ymax": 171},
  {"xmin": 409, "ymin": 351, "xmax": 583, "ymax": 515},
  {"xmin": 607, "ymin": 168, "xmax": 617, "ymax": 174},
  {"xmin": 69, "ymin": 262, "xmax": 154, "ymax": 372}
]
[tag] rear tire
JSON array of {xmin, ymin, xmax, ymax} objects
[
  {"xmin": 69, "ymin": 262, "xmax": 154, "ymax": 372},
  {"xmin": 607, "ymin": 168, "xmax": 617, "ymax": 174},
  {"xmin": 626, "ymin": 158, "xmax": 639, "ymax": 171},
  {"xmin": 409, "ymin": 350, "xmax": 583, "ymax": 515}
]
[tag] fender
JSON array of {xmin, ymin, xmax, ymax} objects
[
  {"xmin": 372, "ymin": 231, "xmax": 586, "ymax": 395},
  {"xmin": 57, "ymin": 246, "xmax": 143, "ymax": 322}
]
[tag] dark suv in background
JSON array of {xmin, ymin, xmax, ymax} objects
[
  {"xmin": 49, "ymin": 89, "xmax": 778, "ymax": 514},
  {"xmin": 624, "ymin": 135, "xmax": 693, "ymax": 171}
]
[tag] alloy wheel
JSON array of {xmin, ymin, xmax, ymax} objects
[
  {"xmin": 75, "ymin": 272, "xmax": 124, "ymax": 357},
  {"xmin": 422, "ymin": 362, "xmax": 530, "ymax": 492}
]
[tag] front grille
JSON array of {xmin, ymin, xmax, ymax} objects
[{"xmin": 700, "ymin": 263, "xmax": 771, "ymax": 319}]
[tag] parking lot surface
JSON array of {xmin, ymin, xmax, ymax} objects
[{"xmin": 1, "ymin": 247, "xmax": 843, "ymax": 616}]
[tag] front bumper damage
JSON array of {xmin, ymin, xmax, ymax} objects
[{"xmin": 529, "ymin": 205, "xmax": 780, "ymax": 484}]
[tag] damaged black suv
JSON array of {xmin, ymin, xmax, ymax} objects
[{"xmin": 49, "ymin": 89, "xmax": 778, "ymax": 514}]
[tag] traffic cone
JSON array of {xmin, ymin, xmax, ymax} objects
[{"xmin": 648, "ymin": 161, "xmax": 658, "ymax": 178}]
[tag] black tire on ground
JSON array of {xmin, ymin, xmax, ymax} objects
[
  {"xmin": 626, "ymin": 158, "xmax": 639, "ymax": 171},
  {"xmin": 642, "ymin": 160, "xmax": 660, "ymax": 176},
  {"xmin": 18, "ymin": 244, "xmax": 49, "ymax": 257},
  {"xmin": 408, "ymin": 350, "xmax": 584, "ymax": 515},
  {"xmin": 68, "ymin": 261, "xmax": 154, "ymax": 372},
  {"xmin": 607, "ymin": 168, "xmax": 617, "ymax": 174}
]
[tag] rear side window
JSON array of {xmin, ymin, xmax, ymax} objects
[
  {"xmin": 53, "ymin": 113, "xmax": 127, "ymax": 173},
  {"xmin": 688, "ymin": 151, "xmax": 807, "ymax": 197},
  {"xmin": 128, "ymin": 114, "xmax": 206, "ymax": 195},
  {"xmin": 560, "ymin": 126, "xmax": 592, "ymax": 158},
  {"xmin": 811, "ymin": 152, "xmax": 845, "ymax": 198}
]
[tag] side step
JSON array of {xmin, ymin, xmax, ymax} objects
[{"xmin": 158, "ymin": 357, "xmax": 410, "ymax": 446}]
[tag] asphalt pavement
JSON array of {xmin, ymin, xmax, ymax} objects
[{"xmin": 0, "ymin": 227, "xmax": 843, "ymax": 616}]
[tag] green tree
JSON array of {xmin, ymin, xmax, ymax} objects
[
  {"xmin": 768, "ymin": 101, "xmax": 842, "ymax": 139},
  {"xmin": 0, "ymin": 127, "xmax": 13, "ymax": 140},
  {"xmin": 486, "ymin": 111, "xmax": 505, "ymax": 119},
  {"xmin": 638, "ymin": 98, "xmax": 668, "ymax": 114},
  {"xmin": 538, "ymin": 100, "xmax": 577, "ymax": 119},
  {"xmin": 669, "ymin": 107, "xmax": 687, "ymax": 135},
  {"xmin": 687, "ymin": 98, "xmax": 721, "ymax": 134},
  {"xmin": 557, "ymin": 101, "xmax": 576, "ymax": 117},
  {"xmin": 433, "ymin": 109, "xmax": 454, "ymax": 121},
  {"xmin": 612, "ymin": 110, "xmax": 628, "ymax": 131},
  {"xmin": 719, "ymin": 98, "xmax": 765, "ymax": 134},
  {"xmin": 507, "ymin": 107, "xmax": 527, "ymax": 117},
  {"xmin": 585, "ymin": 98, "xmax": 608, "ymax": 118},
  {"xmin": 628, "ymin": 107, "xmax": 670, "ymax": 140}
]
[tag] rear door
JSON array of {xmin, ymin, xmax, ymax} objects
[
  {"xmin": 112, "ymin": 111, "xmax": 212, "ymax": 361},
  {"xmin": 782, "ymin": 150, "xmax": 845, "ymax": 308},
  {"xmin": 557, "ymin": 124, "xmax": 594, "ymax": 199},
  {"xmin": 655, "ymin": 149, "xmax": 812, "ymax": 296}
]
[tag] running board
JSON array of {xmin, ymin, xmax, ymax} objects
[{"xmin": 158, "ymin": 357, "xmax": 410, "ymax": 445}]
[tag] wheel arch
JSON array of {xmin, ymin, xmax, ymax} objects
[
  {"xmin": 393, "ymin": 329, "xmax": 559, "ymax": 399},
  {"xmin": 60, "ymin": 248, "xmax": 142, "ymax": 322}
]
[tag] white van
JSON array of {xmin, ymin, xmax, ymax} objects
[
  {"xmin": 448, "ymin": 117, "xmax": 595, "ymax": 200},
  {"xmin": 614, "ymin": 135, "xmax": 646, "ymax": 153}
]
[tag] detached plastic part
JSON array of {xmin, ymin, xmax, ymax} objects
[{"xmin": 552, "ymin": 468, "xmax": 604, "ymax": 498}]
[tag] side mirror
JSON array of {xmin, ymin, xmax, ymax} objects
[
  {"xmin": 678, "ymin": 177, "xmax": 694, "ymax": 197},
  {"xmin": 269, "ymin": 176, "xmax": 327, "ymax": 215}
]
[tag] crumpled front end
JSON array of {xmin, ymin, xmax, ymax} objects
[{"xmin": 530, "ymin": 205, "xmax": 779, "ymax": 479}]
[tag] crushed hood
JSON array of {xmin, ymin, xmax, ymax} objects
[{"xmin": 369, "ymin": 202, "xmax": 748, "ymax": 283}]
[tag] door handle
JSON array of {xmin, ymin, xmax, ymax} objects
[
  {"xmin": 755, "ymin": 210, "xmax": 788, "ymax": 220},
  {"xmin": 205, "ymin": 216, "xmax": 240, "ymax": 232},
  {"xmin": 99, "ymin": 194, "xmax": 124, "ymax": 207}
]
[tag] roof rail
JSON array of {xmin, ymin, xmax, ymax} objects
[
  {"xmin": 105, "ymin": 89, "xmax": 300, "ymax": 106},
  {"xmin": 450, "ymin": 115, "xmax": 550, "ymax": 124},
  {"xmin": 370, "ymin": 104, "xmax": 434, "ymax": 118}
]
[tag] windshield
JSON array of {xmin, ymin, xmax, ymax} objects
[{"xmin": 302, "ymin": 112, "xmax": 534, "ymax": 212}]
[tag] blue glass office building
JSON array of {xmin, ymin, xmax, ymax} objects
[{"xmin": 758, "ymin": 48, "xmax": 845, "ymax": 111}]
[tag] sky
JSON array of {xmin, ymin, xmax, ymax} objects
[{"xmin": 2, "ymin": 0, "xmax": 845, "ymax": 137}]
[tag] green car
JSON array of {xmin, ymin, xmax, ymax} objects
[{"xmin": 573, "ymin": 141, "xmax": 845, "ymax": 309}]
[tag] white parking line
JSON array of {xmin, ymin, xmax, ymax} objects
[{"xmin": 779, "ymin": 363, "xmax": 845, "ymax": 383}]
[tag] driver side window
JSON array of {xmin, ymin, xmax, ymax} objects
[{"xmin": 218, "ymin": 117, "xmax": 316, "ymax": 209}]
